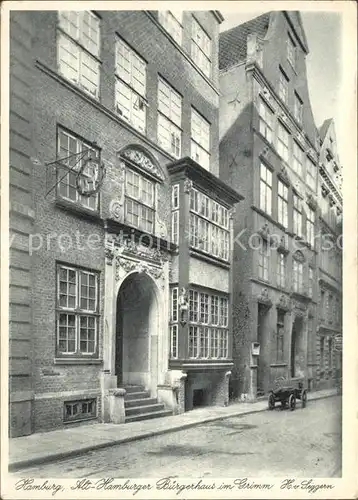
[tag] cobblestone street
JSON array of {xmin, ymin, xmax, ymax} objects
[{"xmin": 13, "ymin": 396, "xmax": 341, "ymax": 479}]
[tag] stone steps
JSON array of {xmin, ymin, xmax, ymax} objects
[
  {"xmin": 125, "ymin": 409, "xmax": 173, "ymax": 423},
  {"xmin": 121, "ymin": 385, "xmax": 172, "ymax": 423}
]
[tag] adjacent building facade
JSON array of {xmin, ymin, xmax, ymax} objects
[
  {"xmin": 9, "ymin": 9, "xmax": 244, "ymax": 437},
  {"xmin": 316, "ymin": 119, "xmax": 343, "ymax": 389},
  {"xmin": 219, "ymin": 11, "xmax": 321, "ymax": 399}
]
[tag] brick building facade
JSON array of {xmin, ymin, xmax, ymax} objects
[
  {"xmin": 316, "ymin": 119, "xmax": 343, "ymax": 389},
  {"xmin": 9, "ymin": 9, "xmax": 244, "ymax": 437},
  {"xmin": 219, "ymin": 11, "xmax": 321, "ymax": 399}
]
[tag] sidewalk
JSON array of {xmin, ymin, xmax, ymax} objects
[{"xmin": 8, "ymin": 388, "xmax": 337, "ymax": 472}]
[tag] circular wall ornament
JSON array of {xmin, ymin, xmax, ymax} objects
[{"xmin": 76, "ymin": 156, "xmax": 106, "ymax": 197}]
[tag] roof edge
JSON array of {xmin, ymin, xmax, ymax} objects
[{"xmin": 211, "ymin": 10, "xmax": 225, "ymax": 24}]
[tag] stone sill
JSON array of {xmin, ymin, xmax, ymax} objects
[{"xmin": 54, "ymin": 358, "xmax": 103, "ymax": 365}]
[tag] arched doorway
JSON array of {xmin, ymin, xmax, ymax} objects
[{"xmin": 115, "ymin": 272, "xmax": 159, "ymax": 392}]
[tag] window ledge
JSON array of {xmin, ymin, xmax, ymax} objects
[
  {"xmin": 54, "ymin": 358, "xmax": 103, "ymax": 365},
  {"xmin": 64, "ymin": 416, "xmax": 97, "ymax": 424},
  {"xmin": 270, "ymin": 363, "xmax": 287, "ymax": 367},
  {"xmin": 189, "ymin": 248, "xmax": 230, "ymax": 269},
  {"xmin": 55, "ymin": 198, "xmax": 102, "ymax": 223}
]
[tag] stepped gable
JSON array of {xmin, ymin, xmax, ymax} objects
[{"xmin": 219, "ymin": 12, "xmax": 271, "ymax": 70}]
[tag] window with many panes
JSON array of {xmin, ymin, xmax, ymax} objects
[
  {"xmin": 57, "ymin": 264, "xmax": 99, "ymax": 357},
  {"xmin": 171, "ymin": 184, "xmax": 179, "ymax": 244},
  {"xmin": 170, "ymin": 287, "xmax": 179, "ymax": 358},
  {"xmin": 294, "ymin": 92, "xmax": 303, "ymax": 123},
  {"xmin": 258, "ymin": 98, "xmax": 273, "ymax": 143},
  {"xmin": 259, "ymin": 163, "xmax": 272, "ymax": 215},
  {"xmin": 277, "ymin": 180, "xmax": 288, "ymax": 227},
  {"xmin": 191, "ymin": 17, "xmax": 211, "ymax": 78},
  {"xmin": 276, "ymin": 310, "xmax": 285, "ymax": 362},
  {"xmin": 158, "ymin": 78, "xmax": 182, "ymax": 158},
  {"xmin": 293, "ymin": 141, "xmax": 304, "ymax": 177},
  {"xmin": 115, "ymin": 38, "xmax": 147, "ymax": 133},
  {"xmin": 277, "ymin": 252, "xmax": 286, "ymax": 288},
  {"xmin": 189, "ymin": 187, "xmax": 229, "ymax": 260},
  {"xmin": 277, "ymin": 122, "xmax": 289, "ymax": 162},
  {"xmin": 278, "ymin": 68, "xmax": 289, "ymax": 104},
  {"xmin": 57, "ymin": 128, "xmax": 99, "ymax": 211},
  {"xmin": 158, "ymin": 11, "xmax": 183, "ymax": 45},
  {"xmin": 292, "ymin": 259, "xmax": 303, "ymax": 293},
  {"xmin": 293, "ymin": 194, "xmax": 303, "ymax": 237},
  {"xmin": 306, "ymin": 206, "xmax": 315, "ymax": 247},
  {"xmin": 58, "ymin": 11, "xmax": 100, "ymax": 98},
  {"xmin": 306, "ymin": 157, "xmax": 316, "ymax": 190},
  {"xmin": 125, "ymin": 168, "xmax": 155, "ymax": 233},
  {"xmin": 64, "ymin": 398, "xmax": 97, "ymax": 422},
  {"xmin": 287, "ymin": 34, "xmax": 296, "ymax": 69},
  {"xmin": 258, "ymin": 238, "xmax": 270, "ymax": 281},
  {"xmin": 191, "ymin": 108, "xmax": 210, "ymax": 170},
  {"xmin": 188, "ymin": 289, "xmax": 229, "ymax": 359}
]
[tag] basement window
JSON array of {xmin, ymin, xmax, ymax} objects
[{"xmin": 64, "ymin": 398, "xmax": 97, "ymax": 422}]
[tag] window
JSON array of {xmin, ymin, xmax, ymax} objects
[
  {"xmin": 320, "ymin": 337, "xmax": 325, "ymax": 371},
  {"xmin": 64, "ymin": 398, "xmax": 96, "ymax": 422},
  {"xmin": 320, "ymin": 289, "xmax": 325, "ymax": 319},
  {"xmin": 277, "ymin": 122, "xmax": 289, "ymax": 162},
  {"xmin": 58, "ymin": 11, "xmax": 100, "ymax": 98},
  {"xmin": 306, "ymin": 157, "xmax": 316, "ymax": 190},
  {"xmin": 292, "ymin": 260, "xmax": 303, "ymax": 293},
  {"xmin": 277, "ymin": 252, "xmax": 286, "ymax": 288},
  {"xmin": 293, "ymin": 142, "xmax": 304, "ymax": 177},
  {"xmin": 125, "ymin": 169, "xmax": 155, "ymax": 233},
  {"xmin": 191, "ymin": 17, "xmax": 211, "ymax": 77},
  {"xmin": 308, "ymin": 267, "xmax": 314, "ymax": 296},
  {"xmin": 278, "ymin": 69, "xmax": 289, "ymax": 104},
  {"xmin": 57, "ymin": 128, "xmax": 99, "ymax": 211},
  {"xmin": 259, "ymin": 163, "xmax": 272, "ymax": 215},
  {"xmin": 191, "ymin": 109, "xmax": 210, "ymax": 170},
  {"xmin": 171, "ymin": 287, "xmax": 178, "ymax": 322},
  {"xmin": 276, "ymin": 310, "xmax": 285, "ymax": 362},
  {"xmin": 57, "ymin": 265, "xmax": 99, "ymax": 357},
  {"xmin": 258, "ymin": 238, "xmax": 270, "ymax": 281},
  {"xmin": 293, "ymin": 194, "xmax": 303, "ymax": 237},
  {"xmin": 189, "ymin": 187, "xmax": 229, "ymax": 260},
  {"xmin": 328, "ymin": 338, "xmax": 333, "ymax": 370},
  {"xmin": 258, "ymin": 98, "xmax": 273, "ymax": 143},
  {"xmin": 294, "ymin": 93, "xmax": 303, "ymax": 123},
  {"xmin": 171, "ymin": 184, "xmax": 179, "ymax": 245},
  {"xmin": 287, "ymin": 35, "xmax": 296, "ymax": 69},
  {"xmin": 158, "ymin": 78, "xmax": 182, "ymax": 158},
  {"xmin": 170, "ymin": 325, "xmax": 178, "ymax": 358},
  {"xmin": 115, "ymin": 38, "xmax": 146, "ymax": 132},
  {"xmin": 306, "ymin": 206, "xmax": 315, "ymax": 247},
  {"xmin": 158, "ymin": 11, "xmax": 183, "ymax": 45},
  {"xmin": 188, "ymin": 289, "xmax": 229, "ymax": 359},
  {"xmin": 277, "ymin": 180, "xmax": 288, "ymax": 227}
]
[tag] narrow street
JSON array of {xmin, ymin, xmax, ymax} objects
[{"xmin": 13, "ymin": 396, "xmax": 341, "ymax": 478}]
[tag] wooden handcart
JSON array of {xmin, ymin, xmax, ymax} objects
[{"xmin": 268, "ymin": 376, "xmax": 307, "ymax": 411}]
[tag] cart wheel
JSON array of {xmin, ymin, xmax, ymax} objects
[
  {"xmin": 288, "ymin": 394, "xmax": 296, "ymax": 411},
  {"xmin": 268, "ymin": 393, "xmax": 275, "ymax": 410},
  {"xmin": 301, "ymin": 390, "xmax": 307, "ymax": 408}
]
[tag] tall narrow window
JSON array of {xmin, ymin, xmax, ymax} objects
[
  {"xmin": 171, "ymin": 184, "xmax": 179, "ymax": 244},
  {"xmin": 57, "ymin": 264, "xmax": 99, "ymax": 357},
  {"xmin": 57, "ymin": 128, "xmax": 99, "ymax": 211},
  {"xmin": 158, "ymin": 11, "xmax": 183, "ymax": 45},
  {"xmin": 277, "ymin": 180, "xmax": 288, "ymax": 227},
  {"xmin": 158, "ymin": 78, "xmax": 182, "ymax": 158},
  {"xmin": 276, "ymin": 310, "xmax": 285, "ymax": 363},
  {"xmin": 278, "ymin": 68, "xmax": 289, "ymax": 104},
  {"xmin": 287, "ymin": 34, "xmax": 296, "ymax": 69},
  {"xmin": 258, "ymin": 238, "xmax": 269, "ymax": 281},
  {"xmin": 191, "ymin": 109, "xmax": 210, "ymax": 170},
  {"xmin": 259, "ymin": 163, "xmax": 272, "ymax": 215},
  {"xmin": 58, "ymin": 11, "xmax": 100, "ymax": 98},
  {"xmin": 320, "ymin": 337, "xmax": 325, "ymax": 371},
  {"xmin": 293, "ymin": 194, "xmax": 303, "ymax": 237},
  {"xmin": 277, "ymin": 122, "xmax": 290, "ymax": 162},
  {"xmin": 115, "ymin": 38, "xmax": 147, "ymax": 133},
  {"xmin": 293, "ymin": 142, "xmax": 304, "ymax": 177},
  {"xmin": 306, "ymin": 157, "xmax": 316, "ymax": 190},
  {"xmin": 306, "ymin": 206, "xmax": 315, "ymax": 247},
  {"xmin": 294, "ymin": 92, "xmax": 303, "ymax": 123},
  {"xmin": 308, "ymin": 267, "xmax": 314, "ymax": 296},
  {"xmin": 125, "ymin": 169, "xmax": 155, "ymax": 233},
  {"xmin": 292, "ymin": 259, "xmax": 303, "ymax": 293},
  {"xmin": 191, "ymin": 17, "xmax": 211, "ymax": 77},
  {"xmin": 258, "ymin": 98, "xmax": 273, "ymax": 143},
  {"xmin": 277, "ymin": 252, "xmax": 286, "ymax": 288},
  {"xmin": 328, "ymin": 338, "xmax": 333, "ymax": 370}
]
